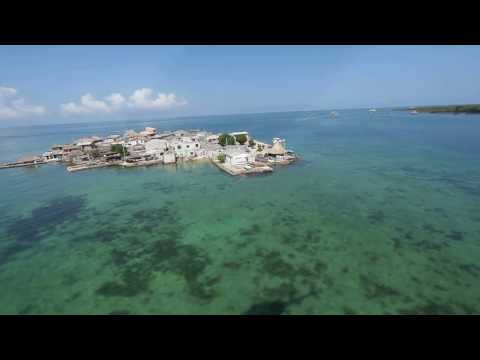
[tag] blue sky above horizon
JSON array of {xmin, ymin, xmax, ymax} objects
[{"xmin": 1, "ymin": 45, "xmax": 480, "ymax": 125}]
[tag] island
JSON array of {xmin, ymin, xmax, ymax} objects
[
  {"xmin": 0, "ymin": 127, "xmax": 297, "ymax": 176},
  {"xmin": 396, "ymin": 104, "xmax": 480, "ymax": 114}
]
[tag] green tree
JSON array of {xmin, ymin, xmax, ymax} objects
[
  {"xmin": 248, "ymin": 139, "xmax": 255, "ymax": 148},
  {"xmin": 111, "ymin": 144, "xmax": 128, "ymax": 156},
  {"xmin": 217, "ymin": 153, "xmax": 226, "ymax": 163},
  {"xmin": 257, "ymin": 144, "xmax": 264, "ymax": 152},
  {"xmin": 218, "ymin": 134, "xmax": 235, "ymax": 146},
  {"xmin": 235, "ymin": 134, "xmax": 248, "ymax": 145}
]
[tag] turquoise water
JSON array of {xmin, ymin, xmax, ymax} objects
[{"xmin": 1, "ymin": 110, "xmax": 480, "ymax": 314}]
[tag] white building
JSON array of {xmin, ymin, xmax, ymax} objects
[
  {"xmin": 139, "ymin": 127, "xmax": 157, "ymax": 137},
  {"xmin": 126, "ymin": 137, "xmax": 147, "ymax": 146},
  {"xmin": 75, "ymin": 136, "xmax": 103, "ymax": 151},
  {"xmin": 162, "ymin": 152, "xmax": 175, "ymax": 164},
  {"xmin": 272, "ymin": 137, "xmax": 286, "ymax": 146},
  {"xmin": 145, "ymin": 139, "xmax": 169, "ymax": 156},
  {"xmin": 172, "ymin": 137, "xmax": 203, "ymax": 159},
  {"xmin": 206, "ymin": 134, "xmax": 220, "ymax": 144},
  {"xmin": 204, "ymin": 143, "xmax": 223, "ymax": 159},
  {"xmin": 42, "ymin": 150, "xmax": 62, "ymax": 162},
  {"xmin": 225, "ymin": 146, "xmax": 255, "ymax": 166}
]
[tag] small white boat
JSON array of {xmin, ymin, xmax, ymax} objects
[
  {"xmin": 368, "ymin": 108, "xmax": 377, "ymax": 112},
  {"xmin": 330, "ymin": 111, "xmax": 338, "ymax": 117},
  {"xmin": 410, "ymin": 110, "xmax": 418, "ymax": 114}
]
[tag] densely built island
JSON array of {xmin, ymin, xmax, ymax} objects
[{"xmin": 0, "ymin": 127, "xmax": 297, "ymax": 176}]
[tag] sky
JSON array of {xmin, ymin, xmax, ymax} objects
[{"xmin": 1, "ymin": 45, "xmax": 480, "ymax": 125}]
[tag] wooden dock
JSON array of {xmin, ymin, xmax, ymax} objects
[{"xmin": 0, "ymin": 161, "xmax": 47, "ymax": 170}]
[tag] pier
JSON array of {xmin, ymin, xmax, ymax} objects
[
  {"xmin": 67, "ymin": 162, "xmax": 117, "ymax": 172},
  {"xmin": 0, "ymin": 156, "xmax": 47, "ymax": 170}
]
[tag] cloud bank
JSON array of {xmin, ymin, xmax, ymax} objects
[
  {"xmin": 61, "ymin": 88, "xmax": 187, "ymax": 115},
  {"xmin": 0, "ymin": 86, "xmax": 46, "ymax": 119}
]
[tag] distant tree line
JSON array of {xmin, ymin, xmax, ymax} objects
[{"xmin": 398, "ymin": 104, "xmax": 480, "ymax": 114}]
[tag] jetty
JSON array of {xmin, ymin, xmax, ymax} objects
[
  {"xmin": 1, "ymin": 127, "xmax": 297, "ymax": 177},
  {"xmin": 0, "ymin": 155, "xmax": 46, "ymax": 169},
  {"xmin": 67, "ymin": 161, "xmax": 118, "ymax": 172}
]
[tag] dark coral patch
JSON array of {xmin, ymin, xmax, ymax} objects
[
  {"xmin": 17, "ymin": 305, "xmax": 35, "ymax": 315},
  {"xmin": 96, "ymin": 205, "xmax": 216, "ymax": 303},
  {"xmin": 240, "ymin": 224, "xmax": 262, "ymax": 237},
  {"xmin": 422, "ymin": 223, "xmax": 444, "ymax": 234},
  {"xmin": 96, "ymin": 268, "xmax": 152, "ymax": 297},
  {"xmin": 391, "ymin": 237, "xmax": 402, "ymax": 250},
  {"xmin": 360, "ymin": 275, "xmax": 401, "ymax": 300},
  {"xmin": 414, "ymin": 240, "xmax": 447, "ymax": 251},
  {"xmin": 7, "ymin": 195, "xmax": 87, "ymax": 243},
  {"xmin": 446, "ymin": 230, "xmax": 465, "ymax": 242},
  {"xmin": 243, "ymin": 300, "xmax": 288, "ymax": 315},
  {"xmin": 458, "ymin": 263, "xmax": 480, "ymax": 277},
  {"xmin": 223, "ymin": 261, "xmax": 242, "ymax": 270},
  {"xmin": 367, "ymin": 210, "xmax": 385, "ymax": 224},
  {"xmin": 304, "ymin": 229, "xmax": 321, "ymax": 243},
  {"xmin": 343, "ymin": 306, "xmax": 358, "ymax": 315},
  {"xmin": 108, "ymin": 310, "xmax": 131, "ymax": 315},
  {"xmin": 260, "ymin": 251, "xmax": 296, "ymax": 278},
  {"xmin": 397, "ymin": 301, "xmax": 457, "ymax": 315},
  {"xmin": 262, "ymin": 282, "xmax": 298, "ymax": 301},
  {"xmin": 1, "ymin": 195, "xmax": 87, "ymax": 265},
  {"xmin": 94, "ymin": 228, "xmax": 119, "ymax": 243}
]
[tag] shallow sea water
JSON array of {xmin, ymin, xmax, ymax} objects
[{"xmin": 1, "ymin": 110, "xmax": 480, "ymax": 314}]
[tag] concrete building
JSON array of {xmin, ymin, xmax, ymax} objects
[
  {"xmin": 163, "ymin": 152, "xmax": 176, "ymax": 164},
  {"xmin": 225, "ymin": 146, "xmax": 255, "ymax": 166},
  {"xmin": 206, "ymin": 134, "xmax": 220, "ymax": 144},
  {"xmin": 145, "ymin": 139, "xmax": 169, "ymax": 158},
  {"xmin": 172, "ymin": 137, "xmax": 202, "ymax": 159},
  {"xmin": 204, "ymin": 143, "xmax": 223, "ymax": 159},
  {"xmin": 75, "ymin": 137, "xmax": 103, "ymax": 151},
  {"xmin": 139, "ymin": 127, "xmax": 157, "ymax": 137},
  {"xmin": 42, "ymin": 150, "xmax": 63, "ymax": 162}
]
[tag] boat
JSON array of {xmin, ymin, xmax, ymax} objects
[
  {"xmin": 368, "ymin": 108, "xmax": 377, "ymax": 112},
  {"xmin": 330, "ymin": 111, "xmax": 338, "ymax": 117},
  {"xmin": 410, "ymin": 110, "xmax": 418, "ymax": 114}
]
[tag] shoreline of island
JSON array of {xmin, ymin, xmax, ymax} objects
[
  {"xmin": 394, "ymin": 104, "xmax": 480, "ymax": 114},
  {"xmin": 0, "ymin": 127, "xmax": 297, "ymax": 176}
]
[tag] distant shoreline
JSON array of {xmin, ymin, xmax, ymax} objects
[{"xmin": 395, "ymin": 104, "xmax": 480, "ymax": 114}]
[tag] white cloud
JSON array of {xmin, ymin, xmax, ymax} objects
[
  {"xmin": 0, "ymin": 87, "xmax": 17, "ymax": 97},
  {"xmin": 0, "ymin": 86, "xmax": 46, "ymax": 119},
  {"xmin": 129, "ymin": 88, "xmax": 187, "ymax": 110},
  {"xmin": 105, "ymin": 93, "xmax": 126, "ymax": 110},
  {"xmin": 61, "ymin": 88, "xmax": 187, "ymax": 115}
]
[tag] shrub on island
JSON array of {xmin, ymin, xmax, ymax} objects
[
  {"xmin": 235, "ymin": 134, "xmax": 248, "ymax": 145},
  {"xmin": 217, "ymin": 154, "xmax": 226, "ymax": 163},
  {"xmin": 219, "ymin": 134, "xmax": 235, "ymax": 146},
  {"xmin": 111, "ymin": 144, "xmax": 129, "ymax": 156}
]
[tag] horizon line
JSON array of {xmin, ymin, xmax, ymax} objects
[{"xmin": 0, "ymin": 102, "xmax": 473, "ymax": 129}]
